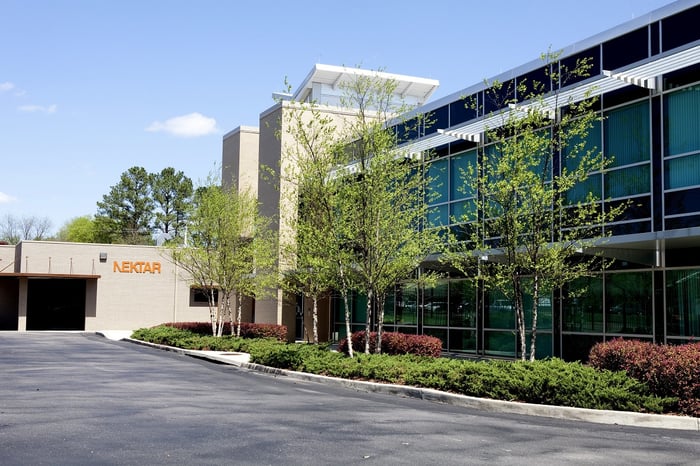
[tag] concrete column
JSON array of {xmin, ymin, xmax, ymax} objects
[{"xmin": 17, "ymin": 277, "xmax": 27, "ymax": 331}]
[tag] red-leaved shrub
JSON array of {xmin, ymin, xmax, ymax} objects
[
  {"xmin": 338, "ymin": 331, "xmax": 442, "ymax": 357},
  {"xmin": 164, "ymin": 322, "xmax": 287, "ymax": 341},
  {"xmin": 589, "ymin": 338, "xmax": 700, "ymax": 416}
]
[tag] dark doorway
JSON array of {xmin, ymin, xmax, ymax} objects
[{"xmin": 26, "ymin": 279, "xmax": 86, "ymax": 330}]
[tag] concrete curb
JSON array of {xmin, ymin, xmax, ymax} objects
[{"xmin": 107, "ymin": 334, "xmax": 700, "ymax": 432}]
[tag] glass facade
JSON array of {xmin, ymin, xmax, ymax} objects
[{"xmin": 330, "ymin": 4, "xmax": 700, "ymax": 361}]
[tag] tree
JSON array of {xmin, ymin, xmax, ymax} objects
[
  {"xmin": 279, "ymin": 69, "xmax": 442, "ymax": 354},
  {"xmin": 167, "ymin": 179, "xmax": 278, "ymax": 337},
  {"xmin": 444, "ymin": 51, "xmax": 626, "ymax": 361},
  {"xmin": 336, "ymin": 72, "xmax": 443, "ymax": 354},
  {"xmin": 95, "ymin": 166, "xmax": 154, "ymax": 244},
  {"xmin": 56, "ymin": 216, "xmax": 97, "ymax": 243},
  {"xmin": 279, "ymin": 99, "xmax": 351, "ymax": 346},
  {"xmin": 151, "ymin": 167, "xmax": 193, "ymax": 240},
  {"xmin": 0, "ymin": 214, "xmax": 52, "ymax": 244}
]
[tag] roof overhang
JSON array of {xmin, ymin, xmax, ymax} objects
[
  {"xmin": 293, "ymin": 64, "xmax": 439, "ymax": 105},
  {"xmin": 0, "ymin": 273, "xmax": 101, "ymax": 279}
]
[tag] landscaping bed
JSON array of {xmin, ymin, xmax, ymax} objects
[{"xmin": 130, "ymin": 325, "xmax": 691, "ymax": 416}]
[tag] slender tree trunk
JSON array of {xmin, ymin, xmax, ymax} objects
[
  {"xmin": 365, "ymin": 289, "xmax": 373, "ymax": 354},
  {"xmin": 513, "ymin": 275, "xmax": 526, "ymax": 361},
  {"xmin": 236, "ymin": 293, "xmax": 243, "ymax": 337},
  {"xmin": 338, "ymin": 263, "xmax": 354, "ymax": 358},
  {"xmin": 529, "ymin": 273, "xmax": 539, "ymax": 362},
  {"xmin": 311, "ymin": 295, "xmax": 319, "ymax": 344},
  {"xmin": 343, "ymin": 290, "xmax": 353, "ymax": 358},
  {"xmin": 376, "ymin": 293, "xmax": 385, "ymax": 354}
]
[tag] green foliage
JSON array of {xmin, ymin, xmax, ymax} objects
[
  {"xmin": 165, "ymin": 322, "xmax": 287, "ymax": 341},
  {"xmin": 96, "ymin": 166, "xmax": 155, "ymax": 244},
  {"xmin": 443, "ymin": 51, "xmax": 628, "ymax": 361},
  {"xmin": 132, "ymin": 326, "xmax": 674, "ymax": 414},
  {"xmin": 94, "ymin": 166, "xmax": 193, "ymax": 244},
  {"xmin": 151, "ymin": 167, "xmax": 193, "ymax": 238},
  {"xmin": 280, "ymin": 69, "xmax": 443, "ymax": 353},
  {"xmin": 165, "ymin": 180, "xmax": 278, "ymax": 337},
  {"xmin": 589, "ymin": 339, "xmax": 700, "ymax": 416},
  {"xmin": 56, "ymin": 215, "xmax": 97, "ymax": 243}
]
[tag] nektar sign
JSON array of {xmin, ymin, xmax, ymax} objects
[{"xmin": 113, "ymin": 261, "xmax": 161, "ymax": 274}]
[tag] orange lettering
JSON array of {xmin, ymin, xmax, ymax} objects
[
  {"xmin": 113, "ymin": 261, "xmax": 121, "ymax": 272},
  {"xmin": 153, "ymin": 262, "xmax": 161, "ymax": 274}
]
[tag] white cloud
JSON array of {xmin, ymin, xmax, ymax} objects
[
  {"xmin": 18, "ymin": 104, "xmax": 57, "ymax": 114},
  {"xmin": 146, "ymin": 112, "xmax": 218, "ymax": 137},
  {"xmin": 0, "ymin": 82, "xmax": 15, "ymax": 92},
  {"xmin": 0, "ymin": 192, "xmax": 17, "ymax": 204}
]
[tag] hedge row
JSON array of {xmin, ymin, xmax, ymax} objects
[
  {"xmin": 164, "ymin": 321, "xmax": 287, "ymax": 341},
  {"xmin": 338, "ymin": 331, "xmax": 442, "ymax": 357},
  {"xmin": 589, "ymin": 338, "xmax": 700, "ymax": 416},
  {"xmin": 131, "ymin": 326, "xmax": 674, "ymax": 414}
]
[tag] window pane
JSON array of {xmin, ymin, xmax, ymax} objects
[
  {"xmin": 395, "ymin": 284, "xmax": 418, "ymax": 325},
  {"xmin": 450, "ymin": 150, "xmax": 477, "ymax": 200},
  {"xmin": 485, "ymin": 289, "xmax": 515, "ymax": 329},
  {"xmin": 523, "ymin": 286, "xmax": 552, "ymax": 330},
  {"xmin": 448, "ymin": 329, "xmax": 477, "ymax": 352},
  {"xmin": 605, "ymin": 272, "xmax": 653, "ymax": 335},
  {"xmin": 666, "ymin": 269, "xmax": 700, "ymax": 337},
  {"xmin": 427, "ymin": 204, "xmax": 448, "ymax": 228},
  {"xmin": 484, "ymin": 331, "xmax": 516, "ymax": 357},
  {"xmin": 423, "ymin": 282, "xmax": 448, "ymax": 326},
  {"xmin": 563, "ymin": 120, "xmax": 602, "ymax": 171},
  {"xmin": 664, "ymin": 85, "xmax": 700, "ymax": 156},
  {"xmin": 449, "ymin": 279, "xmax": 476, "ymax": 328},
  {"xmin": 604, "ymin": 101, "xmax": 650, "ymax": 167},
  {"xmin": 450, "ymin": 199, "xmax": 476, "ymax": 223},
  {"xmin": 665, "ymin": 153, "xmax": 700, "ymax": 189},
  {"xmin": 566, "ymin": 174, "xmax": 602, "ymax": 204},
  {"xmin": 563, "ymin": 276, "xmax": 603, "ymax": 332},
  {"xmin": 605, "ymin": 164, "xmax": 650, "ymax": 198},
  {"xmin": 427, "ymin": 158, "xmax": 448, "ymax": 204}
]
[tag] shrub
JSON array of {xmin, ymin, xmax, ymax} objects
[
  {"xmin": 338, "ymin": 331, "xmax": 442, "ymax": 357},
  {"xmin": 589, "ymin": 338, "xmax": 700, "ymax": 416},
  {"xmin": 130, "ymin": 326, "xmax": 675, "ymax": 414},
  {"xmin": 163, "ymin": 321, "xmax": 287, "ymax": 341}
]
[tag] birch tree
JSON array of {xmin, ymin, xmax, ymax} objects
[
  {"xmin": 167, "ymin": 179, "xmax": 277, "ymax": 337},
  {"xmin": 337, "ymin": 72, "xmax": 443, "ymax": 354},
  {"xmin": 280, "ymin": 99, "xmax": 355, "ymax": 350},
  {"xmin": 445, "ymin": 51, "xmax": 626, "ymax": 361}
]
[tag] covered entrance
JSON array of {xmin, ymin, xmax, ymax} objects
[
  {"xmin": 0, "ymin": 274, "xmax": 99, "ymax": 331},
  {"xmin": 26, "ymin": 278, "xmax": 86, "ymax": 330}
]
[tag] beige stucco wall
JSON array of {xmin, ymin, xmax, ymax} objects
[
  {"xmin": 10, "ymin": 241, "xmax": 209, "ymax": 331},
  {"xmin": 222, "ymin": 126, "xmax": 260, "ymax": 195},
  {"xmin": 252, "ymin": 101, "xmax": 361, "ymax": 340}
]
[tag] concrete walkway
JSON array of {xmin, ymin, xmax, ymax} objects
[{"xmin": 97, "ymin": 331, "xmax": 700, "ymax": 432}]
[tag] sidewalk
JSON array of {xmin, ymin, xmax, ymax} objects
[{"xmin": 98, "ymin": 331, "xmax": 700, "ymax": 432}]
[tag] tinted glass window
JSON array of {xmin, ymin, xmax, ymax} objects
[
  {"xmin": 517, "ymin": 65, "xmax": 551, "ymax": 100},
  {"xmin": 483, "ymin": 79, "xmax": 515, "ymax": 114},
  {"xmin": 662, "ymin": 4, "xmax": 700, "ymax": 52},
  {"xmin": 425, "ymin": 105, "xmax": 448, "ymax": 135},
  {"xmin": 558, "ymin": 46, "xmax": 600, "ymax": 88},
  {"xmin": 665, "ymin": 187, "xmax": 700, "ymax": 215},
  {"xmin": 450, "ymin": 96, "xmax": 477, "ymax": 126},
  {"xmin": 604, "ymin": 101, "xmax": 650, "ymax": 167},
  {"xmin": 602, "ymin": 26, "xmax": 648, "ymax": 70}
]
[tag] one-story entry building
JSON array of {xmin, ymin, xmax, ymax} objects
[{"xmin": 0, "ymin": 241, "xmax": 210, "ymax": 332}]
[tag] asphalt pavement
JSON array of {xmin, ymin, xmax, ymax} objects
[{"xmin": 1, "ymin": 332, "xmax": 699, "ymax": 465}]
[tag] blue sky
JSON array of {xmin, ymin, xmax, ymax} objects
[{"xmin": 0, "ymin": 0, "xmax": 675, "ymax": 234}]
